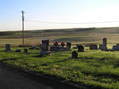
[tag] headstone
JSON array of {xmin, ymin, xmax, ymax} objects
[
  {"xmin": 5, "ymin": 44, "xmax": 11, "ymax": 52},
  {"xmin": 24, "ymin": 48, "xmax": 28, "ymax": 54},
  {"xmin": 72, "ymin": 51, "xmax": 78, "ymax": 58},
  {"xmin": 41, "ymin": 40, "xmax": 49, "ymax": 51},
  {"xmin": 40, "ymin": 40, "xmax": 50, "ymax": 56},
  {"xmin": 50, "ymin": 41, "xmax": 64, "ymax": 51},
  {"xmin": 112, "ymin": 44, "xmax": 119, "ymax": 51},
  {"xmin": 50, "ymin": 46, "xmax": 68, "ymax": 51},
  {"xmin": 15, "ymin": 49, "xmax": 21, "ymax": 52},
  {"xmin": 77, "ymin": 45, "xmax": 84, "ymax": 52},
  {"xmin": 61, "ymin": 42, "xmax": 65, "ymax": 47},
  {"xmin": 50, "ymin": 41, "xmax": 70, "ymax": 51},
  {"xmin": 101, "ymin": 38, "xmax": 107, "ymax": 51},
  {"xmin": 54, "ymin": 41, "xmax": 59, "ymax": 47},
  {"xmin": 50, "ymin": 46, "xmax": 60, "ymax": 51},
  {"xmin": 66, "ymin": 42, "xmax": 71, "ymax": 50},
  {"xmin": 89, "ymin": 44, "xmax": 98, "ymax": 50}
]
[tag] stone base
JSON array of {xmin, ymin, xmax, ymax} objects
[{"xmin": 50, "ymin": 46, "xmax": 69, "ymax": 51}]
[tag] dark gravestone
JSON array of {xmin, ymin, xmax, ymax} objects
[
  {"xmin": 15, "ymin": 49, "xmax": 21, "ymax": 52},
  {"xmin": 5, "ymin": 44, "xmax": 11, "ymax": 52},
  {"xmin": 50, "ymin": 46, "xmax": 60, "ymax": 51},
  {"xmin": 24, "ymin": 49, "xmax": 28, "ymax": 54},
  {"xmin": 89, "ymin": 45, "xmax": 98, "ymax": 50},
  {"xmin": 77, "ymin": 45, "xmax": 84, "ymax": 52},
  {"xmin": 101, "ymin": 38, "xmax": 107, "ymax": 51},
  {"xmin": 41, "ymin": 40, "xmax": 49, "ymax": 51},
  {"xmin": 40, "ymin": 40, "xmax": 50, "ymax": 56},
  {"xmin": 50, "ymin": 41, "xmax": 59, "ymax": 51},
  {"xmin": 72, "ymin": 51, "xmax": 78, "ymax": 58},
  {"xmin": 50, "ymin": 41, "xmax": 70, "ymax": 51},
  {"xmin": 50, "ymin": 46, "xmax": 68, "ymax": 51},
  {"xmin": 66, "ymin": 42, "xmax": 71, "ymax": 50},
  {"xmin": 112, "ymin": 44, "xmax": 119, "ymax": 51}
]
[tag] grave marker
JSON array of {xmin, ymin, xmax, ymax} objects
[
  {"xmin": 41, "ymin": 40, "xmax": 49, "ymax": 51},
  {"xmin": 89, "ymin": 44, "xmax": 98, "ymax": 50},
  {"xmin": 40, "ymin": 40, "xmax": 50, "ymax": 56},
  {"xmin": 72, "ymin": 51, "xmax": 78, "ymax": 58},
  {"xmin": 24, "ymin": 48, "xmax": 28, "ymax": 54},
  {"xmin": 5, "ymin": 44, "xmax": 11, "ymax": 52},
  {"xmin": 77, "ymin": 45, "xmax": 84, "ymax": 52},
  {"xmin": 101, "ymin": 38, "xmax": 107, "ymax": 51},
  {"xmin": 112, "ymin": 44, "xmax": 119, "ymax": 51},
  {"xmin": 61, "ymin": 42, "xmax": 65, "ymax": 47},
  {"xmin": 66, "ymin": 42, "xmax": 71, "ymax": 50},
  {"xmin": 15, "ymin": 49, "xmax": 21, "ymax": 52}
]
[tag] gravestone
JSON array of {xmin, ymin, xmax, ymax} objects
[
  {"xmin": 61, "ymin": 42, "xmax": 65, "ymax": 47},
  {"xmin": 50, "ymin": 46, "xmax": 68, "ymax": 51},
  {"xmin": 41, "ymin": 40, "xmax": 49, "ymax": 51},
  {"xmin": 24, "ymin": 48, "xmax": 28, "ymax": 54},
  {"xmin": 101, "ymin": 38, "xmax": 107, "ymax": 51},
  {"xmin": 54, "ymin": 41, "xmax": 59, "ymax": 47},
  {"xmin": 77, "ymin": 45, "xmax": 84, "ymax": 52},
  {"xmin": 40, "ymin": 40, "xmax": 50, "ymax": 56},
  {"xmin": 89, "ymin": 44, "xmax": 98, "ymax": 50},
  {"xmin": 15, "ymin": 49, "xmax": 21, "ymax": 52},
  {"xmin": 50, "ymin": 41, "xmax": 60, "ymax": 51},
  {"xmin": 72, "ymin": 51, "xmax": 78, "ymax": 58},
  {"xmin": 50, "ymin": 46, "xmax": 60, "ymax": 51},
  {"xmin": 5, "ymin": 44, "xmax": 11, "ymax": 52},
  {"xmin": 66, "ymin": 42, "xmax": 71, "ymax": 50},
  {"xmin": 112, "ymin": 44, "xmax": 119, "ymax": 51}
]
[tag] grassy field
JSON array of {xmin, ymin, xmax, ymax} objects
[{"xmin": 0, "ymin": 48, "xmax": 119, "ymax": 89}]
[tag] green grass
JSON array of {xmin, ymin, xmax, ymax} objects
[{"xmin": 0, "ymin": 48, "xmax": 119, "ymax": 89}]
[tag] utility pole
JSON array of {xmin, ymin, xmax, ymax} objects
[{"xmin": 21, "ymin": 10, "xmax": 25, "ymax": 46}]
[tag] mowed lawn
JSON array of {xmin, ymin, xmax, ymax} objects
[{"xmin": 0, "ymin": 48, "xmax": 119, "ymax": 89}]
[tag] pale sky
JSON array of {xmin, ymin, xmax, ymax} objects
[{"xmin": 0, "ymin": 0, "xmax": 119, "ymax": 31}]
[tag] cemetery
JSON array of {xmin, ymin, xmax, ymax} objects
[
  {"xmin": 1, "ymin": 0, "xmax": 119, "ymax": 88},
  {"xmin": 1, "ymin": 37, "xmax": 119, "ymax": 89}
]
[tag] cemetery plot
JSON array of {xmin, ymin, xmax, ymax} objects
[
  {"xmin": 1, "ymin": 28, "xmax": 119, "ymax": 89},
  {"xmin": 0, "ymin": 47, "xmax": 119, "ymax": 89}
]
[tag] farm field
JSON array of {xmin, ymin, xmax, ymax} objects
[
  {"xmin": 0, "ymin": 27, "xmax": 119, "ymax": 46},
  {"xmin": 0, "ymin": 48, "xmax": 119, "ymax": 89}
]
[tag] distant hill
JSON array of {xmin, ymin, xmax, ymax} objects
[
  {"xmin": 1, "ymin": 27, "xmax": 119, "ymax": 38},
  {"xmin": 0, "ymin": 27, "xmax": 119, "ymax": 45}
]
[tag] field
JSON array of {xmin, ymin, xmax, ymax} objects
[
  {"xmin": 1, "ymin": 27, "xmax": 119, "ymax": 47},
  {"xmin": 1, "ymin": 27, "xmax": 119, "ymax": 89}
]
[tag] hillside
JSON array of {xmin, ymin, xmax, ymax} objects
[{"xmin": 0, "ymin": 27, "xmax": 119, "ymax": 46}]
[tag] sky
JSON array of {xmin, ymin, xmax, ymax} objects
[{"xmin": 0, "ymin": 0, "xmax": 119, "ymax": 31}]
